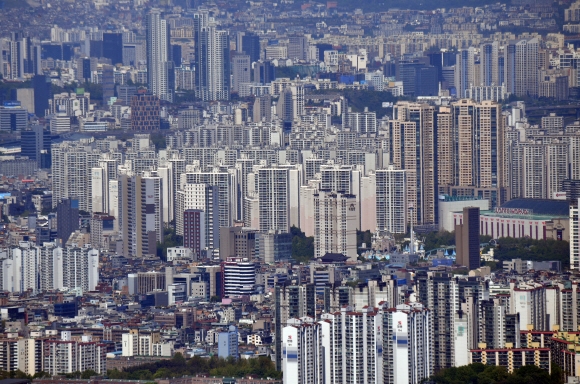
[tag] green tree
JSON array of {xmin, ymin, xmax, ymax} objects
[
  {"xmin": 290, "ymin": 226, "xmax": 314, "ymax": 263},
  {"xmin": 81, "ymin": 370, "xmax": 98, "ymax": 379}
]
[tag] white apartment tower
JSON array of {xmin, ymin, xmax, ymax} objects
[
  {"xmin": 383, "ymin": 303, "xmax": 433, "ymax": 384},
  {"xmin": 376, "ymin": 167, "xmax": 407, "ymax": 234},
  {"xmin": 146, "ymin": 9, "xmax": 174, "ymax": 102}
]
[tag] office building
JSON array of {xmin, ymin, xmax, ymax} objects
[
  {"xmin": 183, "ymin": 209, "xmax": 205, "ymax": 259},
  {"xmin": 194, "ymin": 11, "xmax": 230, "ymax": 101},
  {"xmin": 241, "ymin": 33, "xmax": 260, "ymax": 63},
  {"xmin": 0, "ymin": 102, "xmax": 27, "ymax": 132},
  {"xmin": 130, "ymin": 92, "xmax": 160, "ymax": 130},
  {"xmin": 21, "ymin": 125, "xmax": 51, "ymax": 167},
  {"xmin": 288, "ymin": 35, "xmax": 308, "ymax": 61},
  {"xmin": 219, "ymin": 226, "xmax": 256, "ymax": 260},
  {"xmin": 256, "ymin": 231, "xmax": 292, "ymax": 263},
  {"xmin": 222, "ymin": 257, "xmax": 256, "ymax": 296},
  {"xmin": 102, "ymin": 32, "xmax": 123, "ymax": 65},
  {"xmin": 313, "ymin": 190, "xmax": 358, "ymax": 261},
  {"xmin": 455, "ymin": 207, "xmax": 481, "ymax": 270},
  {"xmin": 254, "ymin": 60, "xmax": 275, "ymax": 84},
  {"xmin": 218, "ymin": 325, "xmax": 239, "ymax": 359},
  {"xmin": 56, "ymin": 198, "xmax": 79, "ymax": 243},
  {"xmin": 231, "ymin": 54, "xmax": 251, "ymax": 94},
  {"xmin": 480, "ymin": 42, "xmax": 499, "ymax": 87},
  {"xmin": 146, "ymin": 9, "xmax": 174, "ymax": 102}
]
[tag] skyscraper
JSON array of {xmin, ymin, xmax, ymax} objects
[
  {"xmin": 507, "ymin": 38, "xmax": 539, "ymax": 97},
  {"xmin": 32, "ymin": 75, "xmax": 52, "ymax": 117},
  {"xmin": 194, "ymin": 11, "xmax": 230, "ymax": 101},
  {"xmin": 146, "ymin": 9, "xmax": 174, "ymax": 102},
  {"xmin": 376, "ymin": 167, "xmax": 407, "ymax": 234},
  {"xmin": 442, "ymin": 99, "xmax": 506, "ymax": 207},
  {"xmin": 313, "ymin": 190, "xmax": 358, "ymax": 260},
  {"xmin": 390, "ymin": 102, "xmax": 436, "ymax": 225},
  {"xmin": 455, "ymin": 47, "xmax": 475, "ymax": 98},
  {"xmin": 56, "ymin": 198, "xmax": 79, "ymax": 243},
  {"xmin": 102, "ymin": 33, "xmax": 123, "ymax": 65},
  {"xmin": 480, "ymin": 42, "xmax": 499, "ymax": 87},
  {"xmin": 231, "ymin": 54, "xmax": 251, "ymax": 94},
  {"xmin": 455, "ymin": 206, "xmax": 481, "ymax": 271},
  {"xmin": 241, "ymin": 33, "xmax": 260, "ymax": 64}
]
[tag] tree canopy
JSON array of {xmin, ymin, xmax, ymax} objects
[
  {"xmin": 107, "ymin": 353, "xmax": 281, "ymax": 380},
  {"xmin": 429, "ymin": 363, "xmax": 561, "ymax": 384}
]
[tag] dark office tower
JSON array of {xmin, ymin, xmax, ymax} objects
[
  {"xmin": 146, "ymin": 9, "xmax": 174, "ymax": 102},
  {"xmin": 183, "ymin": 209, "xmax": 204, "ymax": 258},
  {"xmin": 415, "ymin": 66, "xmax": 439, "ymax": 96},
  {"xmin": 90, "ymin": 40, "xmax": 103, "ymax": 58},
  {"xmin": 396, "ymin": 56, "xmax": 430, "ymax": 97},
  {"xmin": 77, "ymin": 58, "xmax": 92, "ymax": 83},
  {"xmin": 21, "ymin": 124, "xmax": 50, "ymax": 166},
  {"xmin": 563, "ymin": 179, "xmax": 580, "ymax": 202},
  {"xmin": 254, "ymin": 60, "xmax": 275, "ymax": 84},
  {"xmin": 56, "ymin": 198, "xmax": 79, "ymax": 243},
  {"xmin": 316, "ymin": 43, "xmax": 333, "ymax": 61},
  {"xmin": 194, "ymin": 10, "xmax": 230, "ymax": 101},
  {"xmin": 130, "ymin": 92, "xmax": 160, "ymax": 130},
  {"xmin": 102, "ymin": 33, "xmax": 123, "ymax": 65},
  {"xmin": 102, "ymin": 65, "xmax": 115, "ymax": 104},
  {"xmin": 455, "ymin": 207, "xmax": 480, "ymax": 271},
  {"xmin": 32, "ymin": 75, "xmax": 51, "ymax": 118},
  {"xmin": 62, "ymin": 43, "xmax": 75, "ymax": 61},
  {"xmin": 241, "ymin": 33, "xmax": 260, "ymax": 63},
  {"xmin": 41, "ymin": 44, "xmax": 62, "ymax": 60},
  {"xmin": 172, "ymin": 44, "xmax": 182, "ymax": 67}
]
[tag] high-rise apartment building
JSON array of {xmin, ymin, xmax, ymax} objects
[
  {"xmin": 390, "ymin": 102, "xmax": 436, "ymax": 225},
  {"xmin": 507, "ymin": 38, "xmax": 539, "ymax": 97},
  {"xmin": 455, "ymin": 47, "xmax": 475, "ymax": 98},
  {"xmin": 383, "ymin": 303, "xmax": 433, "ymax": 384},
  {"xmin": 194, "ymin": 11, "xmax": 230, "ymax": 101},
  {"xmin": 376, "ymin": 167, "xmax": 407, "ymax": 234},
  {"xmin": 320, "ymin": 306, "xmax": 384, "ymax": 384},
  {"xmin": 313, "ymin": 190, "xmax": 358, "ymax": 260},
  {"xmin": 480, "ymin": 42, "xmax": 499, "ymax": 87},
  {"xmin": 258, "ymin": 166, "xmax": 301, "ymax": 233},
  {"xmin": 283, "ymin": 318, "xmax": 324, "ymax": 384},
  {"xmin": 437, "ymin": 99, "xmax": 506, "ymax": 208},
  {"xmin": 146, "ymin": 9, "xmax": 174, "ymax": 102},
  {"xmin": 119, "ymin": 170, "xmax": 163, "ymax": 257}
]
